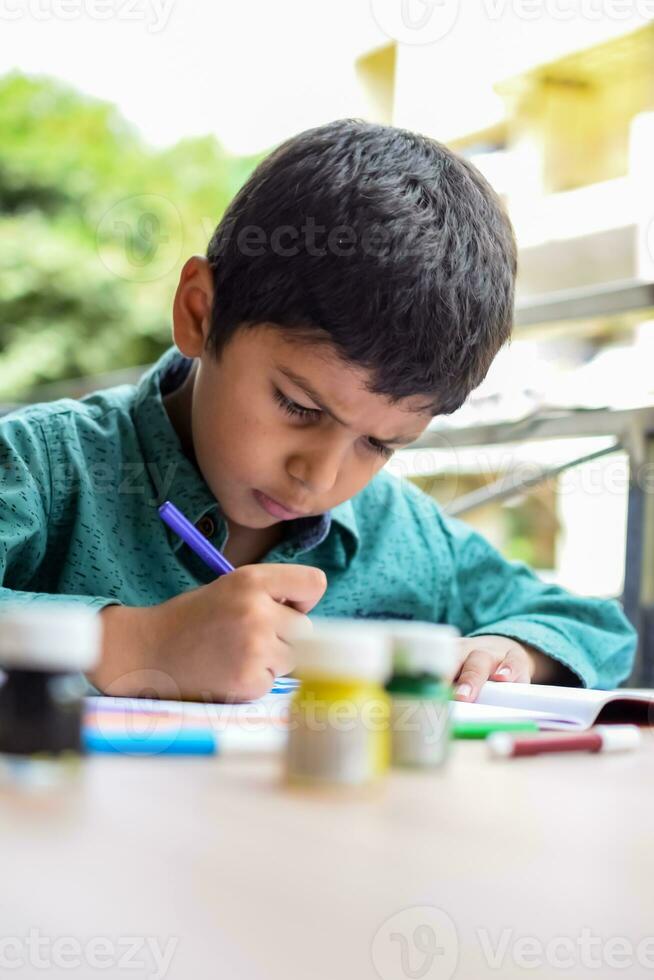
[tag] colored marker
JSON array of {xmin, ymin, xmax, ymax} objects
[
  {"xmin": 158, "ymin": 499, "xmax": 293, "ymax": 613},
  {"xmin": 159, "ymin": 500, "xmax": 234, "ymax": 575},
  {"xmin": 83, "ymin": 726, "xmax": 217, "ymax": 756},
  {"xmin": 487, "ymin": 724, "xmax": 641, "ymax": 759},
  {"xmin": 453, "ymin": 720, "xmax": 539, "ymax": 740}
]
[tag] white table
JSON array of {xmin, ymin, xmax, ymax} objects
[{"xmin": 1, "ymin": 736, "xmax": 653, "ymax": 979}]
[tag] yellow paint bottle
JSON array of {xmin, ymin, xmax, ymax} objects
[{"xmin": 286, "ymin": 619, "xmax": 392, "ymax": 788}]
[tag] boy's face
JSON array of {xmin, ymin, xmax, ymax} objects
[{"xmin": 172, "ymin": 258, "xmax": 433, "ymax": 533}]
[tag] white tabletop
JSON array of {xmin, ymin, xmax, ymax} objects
[{"xmin": 1, "ymin": 736, "xmax": 653, "ymax": 980}]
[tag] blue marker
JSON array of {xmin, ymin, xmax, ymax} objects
[
  {"xmin": 159, "ymin": 500, "xmax": 234, "ymax": 575},
  {"xmin": 158, "ymin": 500, "xmax": 298, "ymax": 695},
  {"xmin": 84, "ymin": 726, "xmax": 217, "ymax": 756}
]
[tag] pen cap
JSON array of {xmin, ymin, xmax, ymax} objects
[
  {"xmin": 289, "ymin": 618, "xmax": 392, "ymax": 683},
  {"xmin": 595, "ymin": 725, "xmax": 642, "ymax": 751},
  {"xmin": 390, "ymin": 623, "xmax": 460, "ymax": 680},
  {"xmin": 0, "ymin": 604, "xmax": 102, "ymax": 672}
]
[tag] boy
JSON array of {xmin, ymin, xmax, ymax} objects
[{"xmin": 0, "ymin": 119, "xmax": 636, "ymax": 702}]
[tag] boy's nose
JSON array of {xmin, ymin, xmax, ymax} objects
[{"xmin": 286, "ymin": 447, "xmax": 343, "ymax": 495}]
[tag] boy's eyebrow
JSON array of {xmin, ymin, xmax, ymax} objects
[{"xmin": 277, "ymin": 367, "xmax": 426, "ymax": 445}]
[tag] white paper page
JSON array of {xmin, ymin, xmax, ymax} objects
[
  {"xmin": 475, "ymin": 681, "xmax": 654, "ymax": 729},
  {"xmin": 475, "ymin": 681, "xmax": 611, "ymax": 727},
  {"xmin": 86, "ymin": 692, "xmax": 292, "ymax": 730},
  {"xmin": 450, "ymin": 700, "xmax": 581, "ymax": 730}
]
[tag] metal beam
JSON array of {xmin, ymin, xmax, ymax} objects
[
  {"xmin": 515, "ymin": 279, "xmax": 654, "ymax": 329},
  {"xmin": 445, "ymin": 443, "xmax": 620, "ymax": 517},
  {"xmin": 414, "ymin": 406, "xmax": 654, "ymax": 453}
]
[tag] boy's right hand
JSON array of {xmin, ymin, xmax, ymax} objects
[{"xmin": 91, "ymin": 563, "xmax": 327, "ymax": 702}]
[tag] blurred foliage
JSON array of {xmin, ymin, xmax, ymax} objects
[
  {"xmin": 416, "ymin": 473, "xmax": 558, "ymax": 571},
  {"xmin": 0, "ymin": 71, "xmax": 263, "ymax": 398}
]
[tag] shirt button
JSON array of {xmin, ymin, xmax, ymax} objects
[{"xmin": 196, "ymin": 515, "xmax": 215, "ymax": 538}]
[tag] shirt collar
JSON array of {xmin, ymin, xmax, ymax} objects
[
  {"xmin": 329, "ymin": 498, "xmax": 359, "ymax": 561},
  {"xmin": 132, "ymin": 345, "xmax": 360, "ymax": 564},
  {"xmin": 133, "ymin": 346, "xmax": 220, "ymax": 551}
]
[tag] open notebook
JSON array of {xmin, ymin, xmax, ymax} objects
[
  {"xmin": 85, "ymin": 679, "xmax": 654, "ymax": 752},
  {"xmin": 455, "ymin": 681, "xmax": 654, "ymax": 730}
]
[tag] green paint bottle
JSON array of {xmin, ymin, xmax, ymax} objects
[{"xmin": 385, "ymin": 623, "xmax": 459, "ymax": 769}]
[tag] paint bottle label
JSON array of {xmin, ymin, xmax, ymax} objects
[
  {"xmin": 390, "ymin": 695, "xmax": 450, "ymax": 768},
  {"xmin": 286, "ymin": 693, "xmax": 390, "ymax": 786}
]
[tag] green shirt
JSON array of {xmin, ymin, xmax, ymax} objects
[{"xmin": 0, "ymin": 346, "xmax": 636, "ymax": 689}]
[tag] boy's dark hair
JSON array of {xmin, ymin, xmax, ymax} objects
[{"xmin": 206, "ymin": 118, "xmax": 516, "ymax": 416}]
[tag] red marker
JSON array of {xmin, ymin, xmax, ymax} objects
[{"xmin": 488, "ymin": 724, "xmax": 641, "ymax": 759}]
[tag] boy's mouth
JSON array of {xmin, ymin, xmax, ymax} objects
[{"xmin": 252, "ymin": 489, "xmax": 308, "ymax": 520}]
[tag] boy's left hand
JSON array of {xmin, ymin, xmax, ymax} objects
[{"xmin": 453, "ymin": 635, "xmax": 553, "ymax": 702}]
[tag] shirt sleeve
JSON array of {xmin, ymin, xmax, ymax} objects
[
  {"xmin": 0, "ymin": 413, "xmax": 120, "ymax": 614},
  {"xmin": 430, "ymin": 503, "xmax": 637, "ymax": 690}
]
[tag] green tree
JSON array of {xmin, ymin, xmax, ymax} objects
[{"xmin": 0, "ymin": 71, "xmax": 262, "ymax": 397}]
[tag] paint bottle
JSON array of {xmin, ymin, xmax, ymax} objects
[
  {"xmin": 286, "ymin": 619, "xmax": 392, "ymax": 788},
  {"xmin": 0, "ymin": 604, "xmax": 101, "ymax": 788},
  {"xmin": 386, "ymin": 623, "xmax": 459, "ymax": 769}
]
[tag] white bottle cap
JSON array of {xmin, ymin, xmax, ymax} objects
[
  {"xmin": 595, "ymin": 725, "xmax": 642, "ymax": 752},
  {"xmin": 289, "ymin": 618, "xmax": 392, "ymax": 683},
  {"xmin": 486, "ymin": 732, "xmax": 515, "ymax": 758},
  {"xmin": 390, "ymin": 622, "xmax": 460, "ymax": 680},
  {"xmin": 0, "ymin": 604, "xmax": 102, "ymax": 672}
]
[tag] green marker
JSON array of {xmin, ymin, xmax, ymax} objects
[{"xmin": 453, "ymin": 720, "xmax": 539, "ymax": 740}]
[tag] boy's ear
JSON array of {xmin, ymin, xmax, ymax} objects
[{"xmin": 171, "ymin": 255, "xmax": 214, "ymax": 357}]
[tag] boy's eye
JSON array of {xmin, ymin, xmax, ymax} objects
[
  {"xmin": 273, "ymin": 387, "xmax": 394, "ymax": 460},
  {"xmin": 273, "ymin": 387, "xmax": 321, "ymax": 420},
  {"xmin": 367, "ymin": 439, "xmax": 394, "ymax": 460}
]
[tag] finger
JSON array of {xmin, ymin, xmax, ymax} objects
[
  {"xmin": 453, "ymin": 648, "xmax": 497, "ymax": 702},
  {"xmin": 490, "ymin": 648, "xmax": 532, "ymax": 683},
  {"xmin": 250, "ymin": 563, "xmax": 327, "ymax": 613},
  {"xmin": 265, "ymin": 599, "xmax": 313, "ymax": 645},
  {"xmin": 248, "ymin": 602, "xmax": 312, "ymax": 684},
  {"xmin": 268, "ymin": 632, "xmax": 299, "ymax": 680}
]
